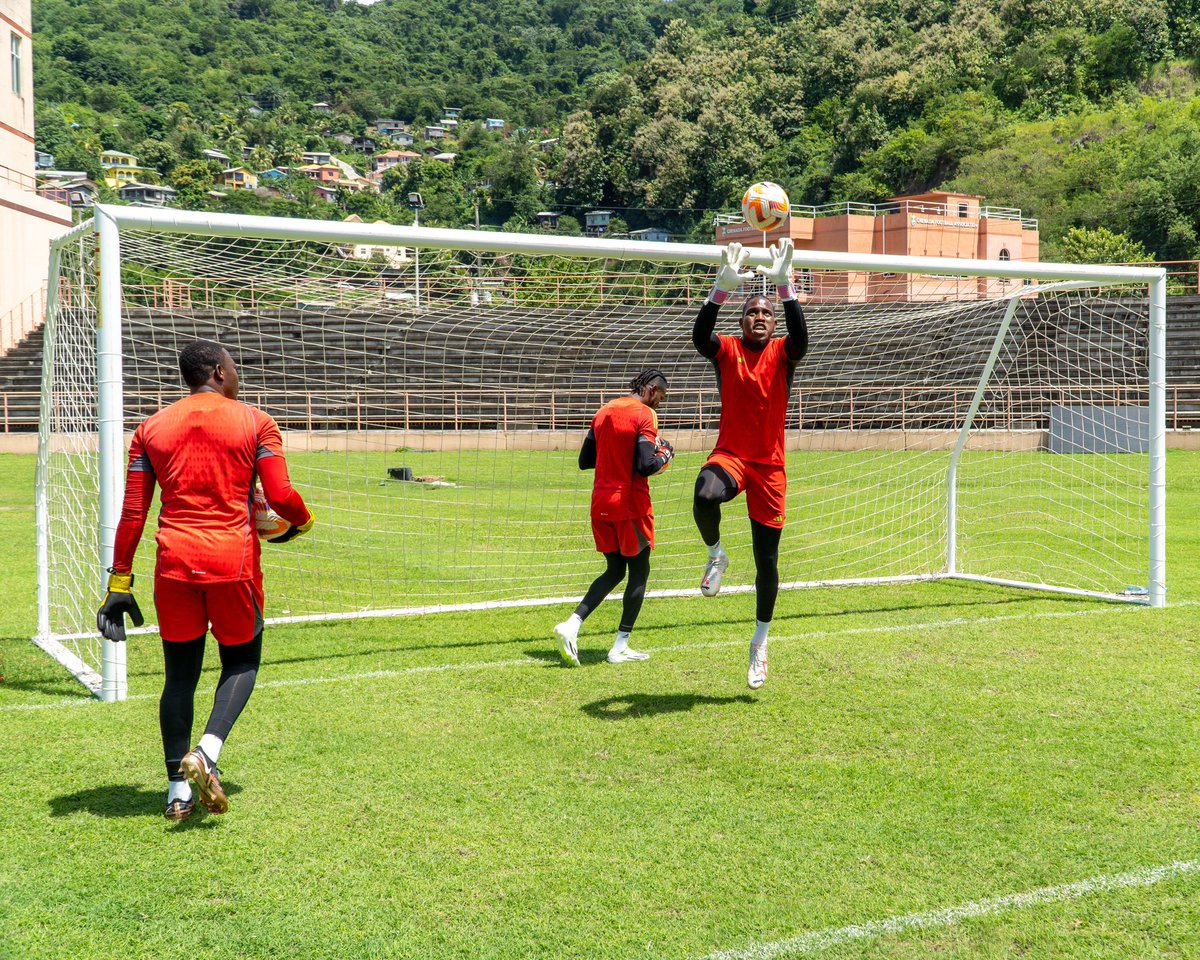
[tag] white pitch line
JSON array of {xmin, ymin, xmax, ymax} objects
[
  {"xmin": 1, "ymin": 600, "xmax": 1186, "ymax": 713},
  {"xmin": 696, "ymin": 859, "xmax": 1200, "ymax": 960}
]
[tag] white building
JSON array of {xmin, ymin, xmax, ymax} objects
[{"xmin": 0, "ymin": 0, "xmax": 71, "ymax": 352}]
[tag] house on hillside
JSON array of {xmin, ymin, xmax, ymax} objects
[
  {"xmin": 443, "ymin": 107, "xmax": 462, "ymax": 119},
  {"xmin": 535, "ymin": 211, "xmax": 560, "ymax": 229},
  {"xmin": 630, "ymin": 227, "xmax": 672, "ymax": 243},
  {"xmin": 34, "ymin": 150, "xmax": 54, "ymax": 168},
  {"xmin": 202, "ymin": 149, "xmax": 231, "ymax": 164},
  {"xmin": 371, "ymin": 119, "xmax": 407, "ymax": 135},
  {"xmin": 538, "ymin": 138, "xmax": 559, "ymax": 152},
  {"xmin": 584, "ymin": 210, "xmax": 614, "ymax": 236},
  {"xmin": 372, "ymin": 150, "xmax": 421, "ymax": 173},
  {"xmin": 424, "ymin": 126, "xmax": 447, "ymax": 140},
  {"xmin": 119, "ymin": 182, "xmax": 176, "ymax": 206},
  {"xmin": 433, "ymin": 152, "xmax": 457, "ymax": 164},
  {"xmin": 301, "ymin": 151, "xmax": 333, "ymax": 166},
  {"xmin": 101, "ymin": 150, "xmax": 152, "ymax": 188},
  {"xmin": 352, "ymin": 135, "xmax": 378, "ymax": 153},
  {"xmin": 298, "ymin": 163, "xmax": 341, "ymax": 184},
  {"xmin": 341, "ymin": 215, "xmax": 409, "ymax": 267},
  {"xmin": 218, "ymin": 168, "xmax": 259, "ymax": 190},
  {"xmin": 485, "ymin": 118, "xmax": 505, "ymax": 132}
]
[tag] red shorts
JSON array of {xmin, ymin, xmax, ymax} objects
[
  {"xmin": 705, "ymin": 452, "xmax": 787, "ymax": 528},
  {"xmin": 591, "ymin": 514, "xmax": 655, "ymax": 557},
  {"xmin": 154, "ymin": 575, "xmax": 265, "ymax": 645}
]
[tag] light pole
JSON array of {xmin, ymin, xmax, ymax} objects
[{"xmin": 408, "ymin": 192, "xmax": 425, "ymax": 306}]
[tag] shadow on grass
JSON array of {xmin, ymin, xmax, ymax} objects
[
  {"xmin": 49, "ymin": 780, "xmax": 241, "ymax": 820},
  {"xmin": 582, "ymin": 692, "xmax": 755, "ymax": 721}
]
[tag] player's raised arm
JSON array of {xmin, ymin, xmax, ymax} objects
[
  {"xmin": 755, "ymin": 239, "xmax": 808, "ymax": 363},
  {"xmin": 694, "ymin": 242, "xmax": 752, "ymax": 359}
]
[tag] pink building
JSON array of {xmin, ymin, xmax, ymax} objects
[{"xmin": 716, "ymin": 191, "xmax": 1040, "ymax": 302}]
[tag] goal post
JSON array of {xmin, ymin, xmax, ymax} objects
[{"xmin": 37, "ymin": 204, "xmax": 1167, "ymax": 700}]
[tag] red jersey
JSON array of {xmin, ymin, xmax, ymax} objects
[
  {"xmin": 113, "ymin": 392, "xmax": 306, "ymax": 583},
  {"xmin": 589, "ymin": 396, "xmax": 659, "ymax": 522},
  {"xmin": 712, "ymin": 335, "xmax": 795, "ymax": 466}
]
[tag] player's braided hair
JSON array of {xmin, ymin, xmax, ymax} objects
[
  {"xmin": 179, "ymin": 339, "xmax": 229, "ymax": 388},
  {"xmin": 629, "ymin": 368, "xmax": 669, "ymax": 395}
]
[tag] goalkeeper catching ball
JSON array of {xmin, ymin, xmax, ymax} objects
[
  {"xmin": 96, "ymin": 340, "xmax": 313, "ymax": 821},
  {"xmin": 555, "ymin": 369, "xmax": 673, "ymax": 666},
  {"xmin": 692, "ymin": 239, "xmax": 808, "ymax": 689}
]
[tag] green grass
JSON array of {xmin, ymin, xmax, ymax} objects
[{"xmin": 3, "ymin": 451, "xmax": 1199, "ymax": 959}]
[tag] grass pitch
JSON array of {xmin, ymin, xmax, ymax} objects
[{"xmin": 2, "ymin": 451, "xmax": 1199, "ymax": 959}]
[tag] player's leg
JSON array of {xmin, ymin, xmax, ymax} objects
[
  {"xmin": 608, "ymin": 528, "xmax": 652, "ymax": 663},
  {"xmin": 693, "ymin": 459, "xmax": 741, "ymax": 596},
  {"xmin": 747, "ymin": 520, "xmax": 782, "ymax": 689},
  {"xmin": 154, "ymin": 576, "xmax": 209, "ymax": 821},
  {"xmin": 180, "ymin": 580, "xmax": 263, "ymax": 813},
  {"xmin": 160, "ymin": 635, "xmax": 205, "ymax": 821},
  {"xmin": 745, "ymin": 464, "xmax": 786, "ymax": 690},
  {"xmin": 557, "ymin": 550, "xmax": 628, "ymax": 666}
]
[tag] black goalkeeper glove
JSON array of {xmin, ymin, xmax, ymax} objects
[
  {"xmin": 268, "ymin": 509, "xmax": 316, "ymax": 544},
  {"xmin": 654, "ymin": 437, "xmax": 674, "ymax": 468},
  {"xmin": 96, "ymin": 570, "xmax": 144, "ymax": 643}
]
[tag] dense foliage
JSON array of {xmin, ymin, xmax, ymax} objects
[{"xmin": 29, "ymin": 0, "xmax": 1200, "ymax": 257}]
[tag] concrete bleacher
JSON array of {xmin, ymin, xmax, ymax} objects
[{"xmin": 2, "ymin": 295, "xmax": 1198, "ymax": 434}]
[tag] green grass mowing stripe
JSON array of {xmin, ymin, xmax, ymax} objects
[
  {"xmin": 698, "ymin": 860, "xmax": 1200, "ymax": 959},
  {"xmin": 4, "ymin": 598, "xmax": 1187, "ymax": 713}
]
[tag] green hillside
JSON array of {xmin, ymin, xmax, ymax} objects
[{"xmin": 29, "ymin": 0, "xmax": 1200, "ymax": 253}]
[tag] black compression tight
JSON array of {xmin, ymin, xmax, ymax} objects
[
  {"xmin": 693, "ymin": 465, "xmax": 739, "ymax": 546},
  {"xmin": 750, "ymin": 520, "xmax": 782, "ymax": 623},
  {"xmin": 575, "ymin": 547, "xmax": 651, "ymax": 633},
  {"xmin": 160, "ymin": 632, "xmax": 262, "ymax": 780}
]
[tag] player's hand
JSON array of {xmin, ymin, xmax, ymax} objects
[
  {"xmin": 268, "ymin": 509, "xmax": 315, "ymax": 544},
  {"xmin": 654, "ymin": 436, "xmax": 674, "ymax": 462},
  {"xmin": 756, "ymin": 238, "xmax": 795, "ymax": 296},
  {"xmin": 96, "ymin": 571, "xmax": 144, "ymax": 642},
  {"xmin": 710, "ymin": 242, "xmax": 753, "ymax": 298}
]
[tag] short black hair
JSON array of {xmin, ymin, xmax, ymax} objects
[
  {"xmin": 630, "ymin": 368, "xmax": 668, "ymax": 394},
  {"xmin": 179, "ymin": 340, "xmax": 228, "ymax": 388}
]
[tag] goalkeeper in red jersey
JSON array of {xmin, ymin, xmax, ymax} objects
[
  {"xmin": 96, "ymin": 340, "xmax": 313, "ymax": 821},
  {"xmin": 554, "ymin": 369, "xmax": 673, "ymax": 666},
  {"xmin": 692, "ymin": 239, "xmax": 808, "ymax": 689}
]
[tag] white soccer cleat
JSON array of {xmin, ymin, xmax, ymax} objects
[
  {"xmin": 701, "ymin": 553, "xmax": 729, "ymax": 597},
  {"xmin": 607, "ymin": 647, "xmax": 649, "ymax": 664},
  {"xmin": 554, "ymin": 621, "xmax": 580, "ymax": 667},
  {"xmin": 747, "ymin": 640, "xmax": 768, "ymax": 689}
]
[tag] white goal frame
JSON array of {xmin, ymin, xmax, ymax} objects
[{"xmin": 36, "ymin": 204, "xmax": 1167, "ymax": 700}]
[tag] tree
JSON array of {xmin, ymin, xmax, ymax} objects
[{"xmin": 1059, "ymin": 226, "xmax": 1151, "ymax": 264}]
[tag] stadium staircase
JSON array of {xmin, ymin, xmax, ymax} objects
[{"xmin": 0, "ymin": 298, "xmax": 1198, "ymax": 433}]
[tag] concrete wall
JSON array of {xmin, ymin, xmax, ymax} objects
[{"xmin": 0, "ymin": 0, "xmax": 71, "ymax": 350}]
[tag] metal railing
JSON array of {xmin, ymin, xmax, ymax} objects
[
  {"xmin": 13, "ymin": 383, "xmax": 1200, "ymax": 435},
  {"xmin": 0, "ymin": 288, "xmax": 44, "ymax": 354},
  {"xmin": 0, "ymin": 163, "xmax": 38, "ymax": 193}
]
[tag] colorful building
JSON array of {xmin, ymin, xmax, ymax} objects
[{"xmin": 715, "ymin": 191, "xmax": 1040, "ymax": 302}]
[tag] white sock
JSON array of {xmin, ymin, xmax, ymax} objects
[
  {"xmin": 611, "ymin": 630, "xmax": 631, "ymax": 653},
  {"xmin": 561, "ymin": 612, "xmax": 583, "ymax": 636},
  {"xmin": 708, "ymin": 541, "xmax": 725, "ymax": 560},
  {"xmin": 168, "ymin": 780, "xmax": 192, "ymax": 803},
  {"xmin": 752, "ymin": 620, "xmax": 770, "ymax": 645},
  {"xmin": 198, "ymin": 734, "xmax": 224, "ymax": 764}
]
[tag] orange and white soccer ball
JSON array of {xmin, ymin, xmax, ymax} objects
[
  {"xmin": 741, "ymin": 181, "xmax": 790, "ymax": 232},
  {"xmin": 252, "ymin": 483, "xmax": 290, "ymax": 540}
]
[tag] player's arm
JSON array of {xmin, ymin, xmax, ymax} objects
[
  {"xmin": 695, "ymin": 242, "xmax": 753, "ymax": 359},
  {"xmin": 579, "ymin": 429, "xmax": 597, "ymax": 470},
  {"xmin": 634, "ymin": 412, "xmax": 673, "ymax": 477},
  {"xmin": 255, "ymin": 413, "xmax": 313, "ymax": 542},
  {"xmin": 98, "ymin": 433, "xmax": 153, "ymax": 641},
  {"xmin": 755, "ymin": 238, "xmax": 808, "ymax": 363}
]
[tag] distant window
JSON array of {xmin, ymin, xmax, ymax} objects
[
  {"xmin": 999, "ymin": 248, "xmax": 1011, "ymax": 261},
  {"xmin": 958, "ymin": 202, "xmax": 968, "ymax": 218},
  {"xmin": 10, "ymin": 33, "xmax": 20, "ymax": 96}
]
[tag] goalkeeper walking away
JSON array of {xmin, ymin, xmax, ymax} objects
[
  {"xmin": 555, "ymin": 369, "xmax": 674, "ymax": 666},
  {"xmin": 693, "ymin": 239, "xmax": 808, "ymax": 689},
  {"xmin": 96, "ymin": 340, "xmax": 314, "ymax": 821}
]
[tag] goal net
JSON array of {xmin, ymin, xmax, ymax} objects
[{"xmin": 36, "ymin": 207, "xmax": 1166, "ymax": 698}]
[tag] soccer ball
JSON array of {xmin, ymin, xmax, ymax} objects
[
  {"xmin": 252, "ymin": 484, "xmax": 290, "ymax": 540},
  {"xmin": 741, "ymin": 181, "xmax": 790, "ymax": 232}
]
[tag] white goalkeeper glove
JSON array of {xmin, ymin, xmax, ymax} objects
[
  {"xmin": 708, "ymin": 242, "xmax": 753, "ymax": 305},
  {"xmin": 755, "ymin": 238, "xmax": 796, "ymax": 300}
]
